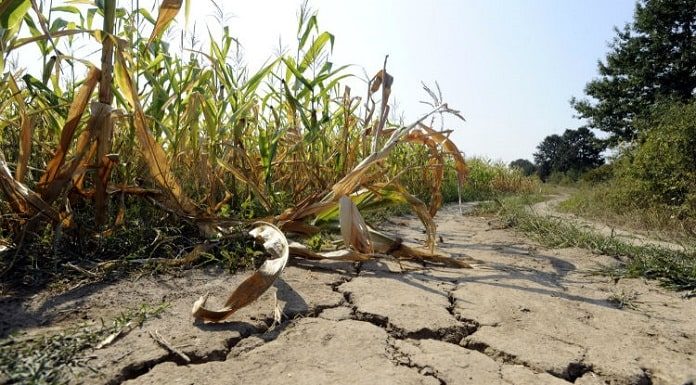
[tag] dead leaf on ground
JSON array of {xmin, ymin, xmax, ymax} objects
[{"xmin": 191, "ymin": 222, "xmax": 289, "ymax": 323}]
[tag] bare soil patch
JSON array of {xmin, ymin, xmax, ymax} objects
[{"xmin": 2, "ymin": 203, "xmax": 695, "ymax": 385}]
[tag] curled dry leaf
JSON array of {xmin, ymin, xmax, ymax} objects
[
  {"xmin": 419, "ymin": 124, "xmax": 469, "ymax": 186},
  {"xmin": 0, "ymin": 151, "xmax": 61, "ymax": 223},
  {"xmin": 191, "ymin": 222, "xmax": 289, "ymax": 323},
  {"xmin": 339, "ymin": 195, "xmax": 372, "ymax": 253},
  {"xmin": 147, "ymin": 0, "xmax": 183, "ymax": 46},
  {"xmin": 369, "ymin": 69, "xmax": 394, "ymax": 94},
  {"xmin": 288, "ymin": 242, "xmax": 371, "ymax": 262}
]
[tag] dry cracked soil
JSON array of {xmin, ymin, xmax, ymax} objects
[{"xmin": 1, "ymin": 202, "xmax": 695, "ymax": 385}]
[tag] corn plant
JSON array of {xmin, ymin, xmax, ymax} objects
[{"xmin": 0, "ymin": 0, "xmax": 470, "ymax": 278}]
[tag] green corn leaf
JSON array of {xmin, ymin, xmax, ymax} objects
[
  {"xmin": 86, "ymin": 7, "xmax": 97, "ymax": 29},
  {"xmin": 299, "ymin": 31, "xmax": 334, "ymax": 73},
  {"xmin": 297, "ymin": 14, "xmax": 317, "ymax": 51},
  {"xmin": 137, "ymin": 7, "xmax": 155, "ymax": 24},
  {"xmin": 242, "ymin": 59, "xmax": 279, "ymax": 98},
  {"xmin": 0, "ymin": 0, "xmax": 31, "ymax": 29},
  {"xmin": 49, "ymin": 17, "xmax": 68, "ymax": 33},
  {"xmin": 282, "ymin": 57, "xmax": 312, "ymax": 90}
]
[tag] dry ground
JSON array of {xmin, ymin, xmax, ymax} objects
[{"xmin": 1, "ymin": 202, "xmax": 695, "ymax": 385}]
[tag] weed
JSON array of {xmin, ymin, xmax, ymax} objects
[
  {"xmin": 485, "ymin": 196, "xmax": 696, "ymax": 296},
  {"xmin": 558, "ymin": 185, "xmax": 696, "ymax": 243},
  {"xmin": 606, "ymin": 289, "xmax": 640, "ymax": 310},
  {"xmin": 0, "ymin": 302, "xmax": 169, "ymax": 385}
]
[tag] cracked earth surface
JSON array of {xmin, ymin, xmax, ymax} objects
[{"xmin": 2, "ymin": 203, "xmax": 695, "ymax": 385}]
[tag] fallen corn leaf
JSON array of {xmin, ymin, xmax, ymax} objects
[
  {"xmin": 288, "ymin": 241, "xmax": 372, "ymax": 262},
  {"xmin": 192, "ymin": 222, "xmax": 289, "ymax": 322}
]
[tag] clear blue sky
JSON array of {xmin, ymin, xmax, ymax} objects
[
  {"xmin": 191, "ymin": 0, "xmax": 637, "ymax": 163},
  {"xmin": 35, "ymin": 1, "xmax": 637, "ymax": 163}
]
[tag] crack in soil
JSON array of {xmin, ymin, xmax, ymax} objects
[
  {"xmin": 446, "ymin": 286, "xmax": 480, "ymax": 338},
  {"xmin": 638, "ymin": 368, "xmax": 654, "ymax": 385},
  {"xmin": 385, "ymin": 336, "xmax": 446, "ymax": 385},
  {"xmin": 448, "ymin": 286, "xmax": 580, "ymax": 384},
  {"xmin": 108, "ymin": 278, "xmax": 605, "ymax": 385},
  {"xmin": 564, "ymin": 349, "xmax": 592, "ymax": 383},
  {"xmin": 444, "ymin": 286, "xmax": 654, "ymax": 385},
  {"xmin": 461, "ymin": 338, "xmax": 589, "ymax": 383},
  {"xmin": 109, "ymin": 274, "xmax": 355, "ymax": 384},
  {"xmin": 108, "ymin": 323, "xmax": 261, "ymax": 385},
  {"xmin": 103, "ymin": 268, "xmax": 658, "ymax": 385},
  {"xmin": 340, "ymin": 287, "xmax": 477, "ymax": 344}
]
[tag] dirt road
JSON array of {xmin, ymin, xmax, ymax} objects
[
  {"xmin": 2, "ymin": 203, "xmax": 695, "ymax": 385},
  {"xmin": 531, "ymin": 194, "xmax": 687, "ymax": 251}
]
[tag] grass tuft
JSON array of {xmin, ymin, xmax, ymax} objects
[
  {"xmin": 0, "ymin": 302, "xmax": 169, "ymax": 385},
  {"xmin": 558, "ymin": 184, "xmax": 696, "ymax": 243},
  {"xmin": 484, "ymin": 196, "xmax": 696, "ymax": 297}
]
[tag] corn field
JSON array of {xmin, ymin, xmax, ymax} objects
[{"xmin": 0, "ymin": 0, "xmax": 472, "ymax": 295}]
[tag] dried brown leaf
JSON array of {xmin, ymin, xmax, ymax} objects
[
  {"xmin": 288, "ymin": 242, "xmax": 371, "ymax": 262},
  {"xmin": 280, "ymin": 220, "xmax": 320, "ymax": 236},
  {"xmin": 7, "ymin": 76, "xmax": 32, "ymax": 183},
  {"xmin": 147, "ymin": 0, "xmax": 182, "ymax": 45},
  {"xmin": 115, "ymin": 50, "xmax": 198, "ymax": 216},
  {"xmin": 404, "ymin": 129, "xmax": 445, "ymax": 217},
  {"xmin": 369, "ymin": 69, "xmax": 393, "ymax": 94},
  {"xmin": 37, "ymin": 67, "xmax": 101, "ymax": 202},
  {"xmin": 338, "ymin": 195, "xmax": 372, "ymax": 253},
  {"xmin": 367, "ymin": 227, "xmax": 472, "ymax": 269},
  {"xmin": 16, "ymin": 114, "xmax": 33, "ymax": 183},
  {"xmin": 0, "ymin": 151, "xmax": 60, "ymax": 223},
  {"xmin": 192, "ymin": 223, "xmax": 289, "ymax": 322},
  {"xmin": 419, "ymin": 124, "xmax": 469, "ymax": 185}
]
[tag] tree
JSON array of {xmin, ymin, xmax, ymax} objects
[
  {"xmin": 571, "ymin": 0, "xmax": 696, "ymax": 144},
  {"xmin": 616, "ymin": 100, "xmax": 696, "ymax": 208},
  {"xmin": 534, "ymin": 127, "xmax": 604, "ymax": 181},
  {"xmin": 509, "ymin": 159, "xmax": 536, "ymax": 176}
]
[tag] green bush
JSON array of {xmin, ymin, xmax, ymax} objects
[
  {"xmin": 561, "ymin": 100, "xmax": 696, "ymax": 238},
  {"xmin": 580, "ymin": 164, "xmax": 614, "ymax": 185},
  {"xmin": 612, "ymin": 101, "xmax": 696, "ymax": 212},
  {"xmin": 546, "ymin": 170, "xmax": 581, "ymax": 186}
]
